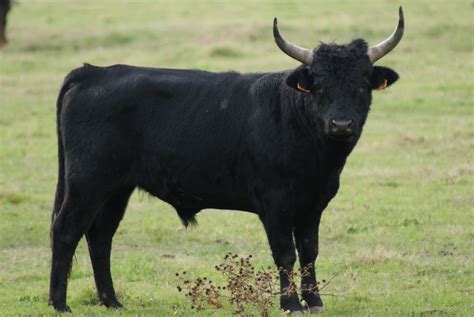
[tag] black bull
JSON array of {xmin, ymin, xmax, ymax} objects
[{"xmin": 49, "ymin": 8, "xmax": 404, "ymax": 313}]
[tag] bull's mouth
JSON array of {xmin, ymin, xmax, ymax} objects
[{"xmin": 327, "ymin": 134, "xmax": 355, "ymax": 143}]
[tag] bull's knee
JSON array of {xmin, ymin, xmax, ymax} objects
[
  {"xmin": 300, "ymin": 246, "xmax": 318, "ymax": 264},
  {"xmin": 274, "ymin": 250, "xmax": 297, "ymax": 270},
  {"xmin": 51, "ymin": 221, "xmax": 82, "ymax": 249}
]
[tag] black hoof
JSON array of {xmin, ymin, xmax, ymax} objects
[
  {"xmin": 302, "ymin": 293, "xmax": 324, "ymax": 308},
  {"xmin": 286, "ymin": 310, "xmax": 303, "ymax": 315},
  {"xmin": 307, "ymin": 306, "xmax": 324, "ymax": 314},
  {"xmin": 53, "ymin": 304, "xmax": 71, "ymax": 313},
  {"xmin": 280, "ymin": 291, "xmax": 303, "ymax": 314},
  {"xmin": 103, "ymin": 299, "xmax": 124, "ymax": 309},
  {"xmin": 286, "ymin": 306, "xmax": 324, "ymax": 315},
  {"xmin": 281, "ymin": 302, "xmax": 303, "ymax": 314}
]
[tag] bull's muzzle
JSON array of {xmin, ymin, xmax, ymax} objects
[{"xmin": 326, "ymin": 119, "xmax": 356, "ymax": 141}]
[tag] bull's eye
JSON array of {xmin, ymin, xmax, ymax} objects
[{"xmin": 312, "ymin": 84, "xmax": 323, "ymax": 94}]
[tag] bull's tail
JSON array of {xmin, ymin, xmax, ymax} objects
[
  {"xmin": 50, "ymin": 72, "xmax": 80, "ymax": 280},
  {"xmin": 50, "ymin": 79, "xmax": 70, "ymax": 246}
]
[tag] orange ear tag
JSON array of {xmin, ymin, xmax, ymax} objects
[
  {"xmin": 297, "ymin": 82, "xmax": 311, "ymax": 93},
  {"xmin": 377, "ymin": 79, "xmax": 388, "ymax": 90}
]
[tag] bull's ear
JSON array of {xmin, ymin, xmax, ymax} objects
[
  {"xmin": 371, "ymin": 66, "xmax": 399, "ymax": 90},
  {"xmin": 286, "ymin": 67, "xmax": 313, "ymax": 93}
]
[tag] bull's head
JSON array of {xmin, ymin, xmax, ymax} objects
[{"xmin": 274, "ymin": 7, "xmax": 404, "ymax": 143}]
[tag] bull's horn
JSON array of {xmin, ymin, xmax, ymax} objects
[
  {"xmin": 273, "ymin": 17, "xmax": 314, "ymax": 65},
  {"xmin": 368, "ymin": 6, "xmax": 405, "ymax": 63}
]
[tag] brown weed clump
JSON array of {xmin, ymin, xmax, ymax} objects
[{"xmin": 176, "ymin": 253, "xmax": 326, "ymax": 316}]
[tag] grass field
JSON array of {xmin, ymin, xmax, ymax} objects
[{"xmin": 0, "ymin": 1, "xmax": 473, "ymax": 315}]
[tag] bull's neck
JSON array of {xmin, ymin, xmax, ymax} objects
[{"xmin": 282, "ymin": 86, "xmax": 355, "ymax": 176}]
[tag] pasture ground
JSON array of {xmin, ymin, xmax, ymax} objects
[{"xmin": 0, "ymin": 1, "xmax": 472, "ymax": 315}]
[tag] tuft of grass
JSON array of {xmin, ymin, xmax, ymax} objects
[
  {"xmin": 0, "ymin": 191, "xmax": 29, "ymax": 205},
  {"xmin": 75, "ymin": 288, "xmax": 100, "ymax": 306},
  {"xmin": 209, "ymin": 46, "xmax": 243, "ymax": 58}
]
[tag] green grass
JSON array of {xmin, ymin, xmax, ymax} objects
[{"xmin": 0, "ymin": 0, "xmax": 473, "ymax": 315}]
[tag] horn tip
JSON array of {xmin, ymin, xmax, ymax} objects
[
  {"xmin": 398, "ymin": 6, "xmax": 404, "ymax": 28},
  {"xmin": 273, "ymin": 17, "xmax": 280, "ymax": 38}
]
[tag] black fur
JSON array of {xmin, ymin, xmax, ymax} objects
[{"xmin": 49, "ymin": 40, "xmax": 399, "ymax": 312}]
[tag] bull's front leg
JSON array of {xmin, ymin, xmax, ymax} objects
[
  {"xmin": 261, "ymin": 209, "xmax": 302, "ymax": 312},
  {"xmin": 294, "ymin": 213, "xmax": 324, "ymax": 313}
]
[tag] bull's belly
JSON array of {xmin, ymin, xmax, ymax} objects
[
  {"xmin": 139, "ymin": 182, "xmax": 255, "ymax": 213},
  {"xmin": 135, "ymin": 168, "xmax": 255, "ymax": 213}
]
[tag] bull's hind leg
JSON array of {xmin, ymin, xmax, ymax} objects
[
  {"xmin": 49, "ymin": 192, "xmax": 101, "ymax": 312},
  {"xmin": 85, "ymin": 186, "xmax": 134, "ymax": 308}
]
